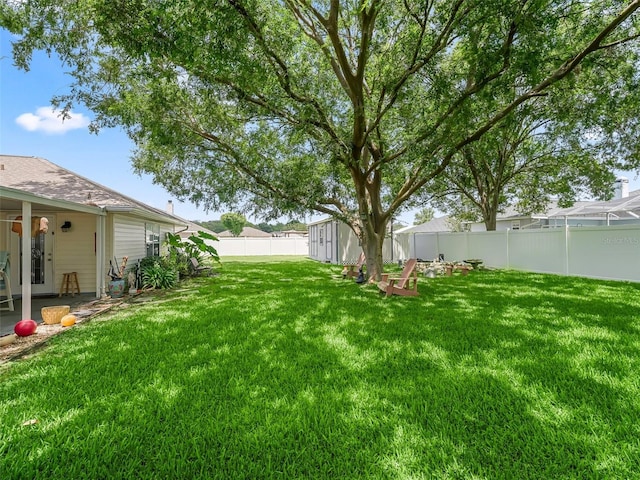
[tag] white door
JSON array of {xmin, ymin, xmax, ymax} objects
[
  {"xmin": 319, "ymin": 225, "xmax": 326, "ymax": 261},
  {"xmin": 325, "ymin": 222, "xmax": 333, "ymax": 261},
  {"xmin": 8, "ymin": 214, "xmax": 55, "ymax": 295}
]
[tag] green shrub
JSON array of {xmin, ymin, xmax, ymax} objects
[
  {"xmin": 141, "ymin": 261, "xmax": 177, "ymax": 289},
  {"xmin": 165, "ymin": 231, "xmax": 220, "ymax": 272}
]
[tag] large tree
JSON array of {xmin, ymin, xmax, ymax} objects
[
  {"xmin": 425, "ymin": 48, "xmax": 640, "ymax": 231},
  {"xmin": 427, "ymin": 101, "xmax": 619, "ymax": 230},
  {"xmin": 3, "ymin": 0, "xmax": 639, "ymax": 279}
]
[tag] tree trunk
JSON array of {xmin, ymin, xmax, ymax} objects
[
  {"xmin": 359, "ymin": 220, "xmax": 387, "ymax": 283},
  {"xmin": 484, "ymin": 215, "xmax": 497, "ymax": 231}
]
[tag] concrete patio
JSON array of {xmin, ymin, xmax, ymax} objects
[{"xmin": 0, "ymin": 293, "xmax": 100, "ymax": 337}]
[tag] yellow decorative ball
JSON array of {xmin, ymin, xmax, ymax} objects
[{"xmin": 61, "ymin": 314, "xmax": 77, "ymax": 327}]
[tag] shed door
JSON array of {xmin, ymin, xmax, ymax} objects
[{"xmin": 325, "ymin": 223, "xmax": 333, "ymax": 261}]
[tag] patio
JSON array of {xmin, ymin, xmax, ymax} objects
[{"xmin": 0, "ymin": 293, "xmax": 100, "ymax": 337}]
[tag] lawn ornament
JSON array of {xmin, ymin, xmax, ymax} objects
[
  {"xmin": 14, "ymin": 319, "xmax": 37, "ymax": 337},
  {"xmin": 61, "ymin": 314, "xmax": 77, "ymax": 327}
]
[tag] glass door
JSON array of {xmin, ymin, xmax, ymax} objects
[{"xmin": 9, "ymin": 214, "xmax": 55, "ymax": 295}]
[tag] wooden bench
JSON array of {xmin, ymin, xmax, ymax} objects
[{"xmin": 444, "ymin": 264, "xmax": 472, "ymax": 276}]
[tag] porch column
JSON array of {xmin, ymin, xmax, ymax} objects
[
  {"xmin": 96, "ymin": 213, "xmax": 107, "ymax": 298},
  {"xmin": 21, "ymin": 201, "xmax": 32, "ymax": 320}
]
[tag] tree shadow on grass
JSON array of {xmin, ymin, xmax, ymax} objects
[{"xmin": 1, "ymin": 262, "xmax": 639, "ymax": 478}]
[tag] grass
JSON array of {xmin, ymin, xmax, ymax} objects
[{"xmin": 1, "ymin": 259, "xmax": 640, "ymax": 479}]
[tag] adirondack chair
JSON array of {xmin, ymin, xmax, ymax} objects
[
  {"xmin": 342, "ymin": 252, "xmax": 366, "ymax": 279},
  {"xmin": 378, "ymin": 258, "xmax": 419, "ymax": 297}
]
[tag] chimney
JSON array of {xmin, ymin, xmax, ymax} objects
[
  {"xmin": 166, "ymin": 200, "xmax": 174, "ymax": 215},
  {"xmin": 614, "ymin": 177, "xmax": 629, "ymax": 199}
]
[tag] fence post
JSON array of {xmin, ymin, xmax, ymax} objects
[
  {"xmin": 506, "ymin": 229, "xmax": 510, "ymax": 269},
  {"xmin": 564, "ymin": 225, "xmax": 570, "ymax": 275}
]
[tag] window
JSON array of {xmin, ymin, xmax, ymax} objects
[
  {"xmin": 511, "ymin": 220, "xmax": 520, "ymax": 230},
  {"xmin": 145, "ymin": 223, "xmax": 160, "ymax": 257}
]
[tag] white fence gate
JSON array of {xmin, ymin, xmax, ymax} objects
[{"xmin": 395, "ymin": 225, "xmax": 640, "ymax": 282}]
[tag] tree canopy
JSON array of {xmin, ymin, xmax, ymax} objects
[
  {"xmin": 3, "ymin": 0, "xmax": 639, "ymax": 277},
  {"xmin": 425, "ymin": 50, "xmax": 640, "ymax": 230}
]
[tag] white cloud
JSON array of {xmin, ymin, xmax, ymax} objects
[{"xmin": 15, "ymin": 107, "xmax": 90, "ymax": 134}]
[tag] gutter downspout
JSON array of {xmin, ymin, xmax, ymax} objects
[{"xmin": 96, "ymin": 211, "xmax": 107, "ymax": 298}]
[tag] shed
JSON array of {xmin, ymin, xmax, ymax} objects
[{"xmin": 307, "ymin": 217, "xmax": 393, "ymax": 264}]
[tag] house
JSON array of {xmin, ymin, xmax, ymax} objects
[
  {"xmin": 462, "ymin": 201, "xmax": 597, "ymax": 231},
  {"xmin": 0, "ymin": 155, "xmax": 189, "ymax": 320},
  {"xmin": 394, "ymin": 215, "xmax": 454, "ymax": 234},
  {"xmin": 549, "ymin": 189, "xmax": 640, "ymax": 225},
  {"xmin": 273, "ymin": 229, "xmax": 308, "ymax": 238},
  {"xmin": 393, "ymin": 216, "xmax": 456, "ymax": 261},
  {"xmin": 466, "ymin": 178, "xmax": 640, "ymax": 231},
  {"xmin": 307, "ymin": 217, "xmax": 394, "ymax": 264}
]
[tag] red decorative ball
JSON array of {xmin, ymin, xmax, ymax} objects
[{"xmin": 14, "ymin": 319, "xmax": 38, "ymax": 337}]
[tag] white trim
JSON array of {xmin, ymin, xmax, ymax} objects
[{"xmin": 20, "ymin": 202, "xmax": 32, "ymax": 320}]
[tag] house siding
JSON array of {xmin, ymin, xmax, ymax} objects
[
  {"xmin": 109, "ymin": 215, "xmax": 177, "ymax": 272},
  {"xmin": 54, "ymin": 212, "xmax": 98, "ymax": 294},
  {"xmin": 159, "ymin": 224, "xmax": 175, "ymax": 256},
  {"xmin": 111, "ymin": 215, "xmax": 147, "ymax": 269}
]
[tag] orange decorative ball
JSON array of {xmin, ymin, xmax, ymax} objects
[{"xmin": 61, "ymin": 314, "xmax": 76, "ymax": 327}]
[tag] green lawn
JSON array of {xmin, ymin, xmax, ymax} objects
[{"xmin": 1, "ymin": 259, "xmax": 639, "ymax": 479}]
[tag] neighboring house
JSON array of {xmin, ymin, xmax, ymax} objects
[
  {"xmin": 393, "ymin": 216, "xmax": 456, "ymax": 261},
  {"xmin": 465, "ymin": 189, "xmax": 640, "ymax": 232},
  {"xmin": 216, "ymin": 226, "xmax": 271, "ymax": 237},
  {"xmin": 307, "ymin": 217, "xmax": 394, "ymax": 264},
  {"xmin": 550, "ymin": 189, "xmax": 640, "ymax": 225},
  {"xmin": 394, "ymin": 216, "xmax": 454, "ymax": 235},
  {"xmin": 273, "ymin": 229, "xmax": 308, "ymax": 238},
  {"xmin": 464, "ymin": 178, "xmax": 640, "ymax": 231},
  {"xmin": 0, "ymin": 155, "xmax": 189, "ymax": 319},
  {"xmin": 463, "ymin": 201, "xmax": 595, "ymax": 232}
]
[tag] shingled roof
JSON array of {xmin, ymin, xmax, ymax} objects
[{"xmin": 0, "ymin": 154, "xmax": 187, "ymax": 225}]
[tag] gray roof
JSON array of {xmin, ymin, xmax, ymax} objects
[
  {"xmin": 550, "ymin": 190, "xmax": 640, "ymax": 219},
  {"xmin": 178, "ymin": 220, "xmax": 218, "ymax": 238},
  {"xmin": 492, "ymin": 200, "xmax": 595, "ymax": 220},
  {"xmin": 0, "ymin": 154, "xmax": 187, "ymax": 226},
  {"xmin": 217, "ymin": 226, "xmax": 271, "ymax": 237},
  {"xmin": 396, "ymin": 216, "xmax": 453, "ymax": 233}
]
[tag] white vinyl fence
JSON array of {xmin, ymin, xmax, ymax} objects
[
  {"xmin": 213, "ymin": 237, "xmax": 309, "ymax": 257},
  {"xmin": 394, "ymin": 224, "xmax": 640, "ymax": 282}
]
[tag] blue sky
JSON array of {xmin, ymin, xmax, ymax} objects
[
  {"xmin": 0, "ymin": 30, "xmax": 223, "ymax": 223},
  {"xmin": 0, "ymin": 29, "xmax": 416, "ymax": 225},
  {"xmin": 2, "ymin": 29, "xmax": 637, "ymax": 227}
]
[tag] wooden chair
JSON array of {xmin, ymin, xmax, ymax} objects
[
  {"xmin": 378, "ymin": 258, "xmax": 419, "ymax": 297},
  {"xmin": 190, "ymin": 257, "xmax": 213, "ymax": 276},
  {"xmin": 342, "ymin": 252, "xmax": 366, "ymax": 279},
  {"xmin": 0, "ymin": 251, "xmax": 14, "ymax": 312}
]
